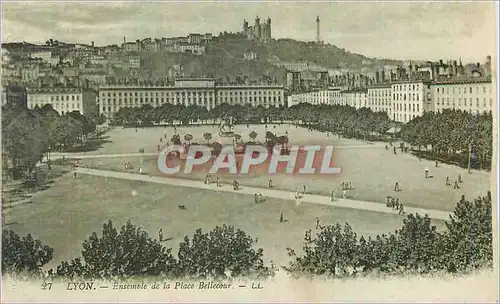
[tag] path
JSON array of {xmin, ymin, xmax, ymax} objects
[
  {"xmin": 75, "ymin": 167, "xmax": 452, "ymax": 221},
  {"xmin": 46, "ymin": 144, "xmax": 383, "ymax": 160}
]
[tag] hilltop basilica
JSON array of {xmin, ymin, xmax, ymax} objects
[{"xmin": 242, "ymin": 16, "xmax": 272, "ymax": 43}]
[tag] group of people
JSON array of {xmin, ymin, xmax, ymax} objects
[
  {"xmin": 204, "ymin": 174, "xmax": 221, "ymax": 187},
  {"xmin": 445, "ymin": 174, "xmax": 463, "ymax": 189},
  {"xmin": 386, "ymin": 196, "xmax": 405, "ymax": 215},
  {"xmin": 294, "ymin": 185, "xmax": 308, "ymax": 199}
]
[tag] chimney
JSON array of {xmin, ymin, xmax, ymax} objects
[
  {"xmin": 123, "ymin": 36, "xmax": 126, "ymax": 45},
  {"xmin": 375, "ymin": 71, "xmax": 380, "ymax": 84}
]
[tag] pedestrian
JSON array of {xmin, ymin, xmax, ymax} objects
[
  {"xmin": 280, "ymin": 213, "xmax": 284, "ymax": 223},
  {"xmin": 341, "ymin": 181, "xmax": 345, "ymax": 190},
  {"xmin": 398, "ymin": 203, "xmax": 405, "ymax": 215},
  {"xmin": 385, "ymin": 145, "xmax": 388, "ymax": 150},
  {"xmin": 160, "ymin": 137, "xmax": 163, "ymax": 142},
  {"xmin": 295, "ymin": 187, "xmax": 300, "ymax": 199},
  {"xmin": 316, "ymin": 217, "xmax": 320, "ymax": 229},
  {"xmin": 424, "ymin": 167, "xmax": 429, "ymax": 179},
  {"xmin": 330, "ymin": 190, "xmax": 336, "ymax": 202},
  {"xmin": 216, "ymin": 176, "xmax": 220, "ymax": 187},
  {"xmin": 435, "ymin": 160, "xmax": 439, "ymax": 167},
  {"xmin": 303, "ymin": 185, "xmax": 307, "ymax": 195},
  {"xmin": 158, "ymin": 229, "xmax": 163, "ymax": 242},
  {"xmin": 460, "ymin": 195, "xmax": 466, "ymax": 203},
  {"xmin": 254, "ymin": 193, "xmax": 259, "ymax": 204},
  {"xmin": 454, "ymin": 180, "xmax": 460, "ymax": 189},
  {"xmin": 458, "ymin": 174, "xmax": 463, "ymax": 183},
  {"xmin": 393, "ymin": 147, "xmax": 397, "ymax": 155},
  {"xmin": 446, "ymin": 176, "xmax": 450, "ymax": 186},
  {"xmin": 342, "ymin": 189, "xmax": 347, "ymax": 199},
  {"xmin": 139, "ymin": 167, "xmax": 143, "ymax": 174},
  {"xmin": 73, "ymin": 171, "xmax": 77, "ymax": 178},
  {"xmin": 269, "ymin": 179, "xmax": 274, "ymax": 188},
  {"xmin": 394, "ymin": 182, "xmax": 400, "ymax": 192}
]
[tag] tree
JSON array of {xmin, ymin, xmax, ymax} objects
[
  {"xmin": 285, "ymin": 223, "xmax": 360, "ymax": 277},
  {"xmin": 203, "ymin": 132, "xmax": 212, "ymax": 145},
  {"xmin": 442, "ymin": 195, "xmax": 493, "ymax": 272},
  {"xmin": 2, "ymin": 230, "xmax": 54, "ymax": 277},
  {"xmin": 53, "ymin": 221, "xmax": 177, "ymax": 279},
  {"xmin": 177, "ymin": 225, "xmax": 273, "ymax": 279}
]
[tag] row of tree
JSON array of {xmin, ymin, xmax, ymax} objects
[
  {"xmin": 111, "ymin": 103, "xmax": 393, "ymax": 140},
  {"xmin": 2, "ymin": 104, "xmax": 99, "ymax": 179},
  {"xmin": 286, "ymin": 193, "xmax": 492, "ymax": 276},
  {"xmin": 3, "ymin": 194, "xmax": 492, "ymax": 280},
  {"xmin": 400, "ymin": 110, "xmax": 493, "ymax": 169}
]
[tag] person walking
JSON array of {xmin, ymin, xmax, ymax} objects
[
  {"xmin": 424, "ymin": 167, "xmax": 429, "ymax": 179},
  {"xmin": 330, "ymin": 190, "xmax": 336, "ymax": 202},
  {"xmin": 280, "ymin": 213, "xmax": 284, "ymax": 223},
  {"xmin": 316, "ymin": 217, "xmax": 320, "ymax": 229},
  {"xmin": 158, "ymin": 229, "xmax": 164, "ymax": 242},
  {"xmin": 394, "ymin": 182, "xmax": 400, "ymax": 192}
]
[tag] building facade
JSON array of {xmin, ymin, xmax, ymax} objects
[
  {"xmin": 27, "ymin": 87, "xmax": 97, "ymax": 116},
  {"xmin": 287, "ymin": 88, "xmax": 341, "ymax": 107},
  {"xmin": 367, "ymin": 84, "xmax": 392, "ymax": 118},
  {"xmin": 97, "ymin": 78, "xmax": 285, "ymax": 119},
  {"xmin": 341, "ymin": 89, "xmax": 367, "ymax": 109},
  {"xmin": 391, "ymin": 80, "xmax": 432, "ymax": 123},
  {"xmin": 430, "ymin": 77, "xmax": 493, "ymax": 114}
]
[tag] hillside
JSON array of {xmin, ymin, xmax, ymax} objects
[{"xmin": 138, "ymin": 37, "xmax": 402, "ymax": 81}]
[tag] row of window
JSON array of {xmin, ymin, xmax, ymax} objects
[
  {"xmin": 435, "ymin": 86, "xmax": 490, "ymax": 94},
  {"xmin": 367, "ymin": 90, "xmax": 391, "ymax": 97},
  {"xmin": 29, "ymin": 95, "xmax": 81, "ymax": 102},
  {"xmin": 99, "ymin": 96, "xmax": 282, "ymax": 106},
  {"xmin": 101, "ymin": 90, "xmax": 282, "ymax": 98},
  {"xmin": 435, "ymin": 97, "xmax": 493, "ymax": 108},
  {"xmin": 393, "ymin": 84, "xmax": 422, "ymax": 91},
  {"xmin": 394, "ymin": 103, "xmax": 420, "ymax": 112},
  {"xmin": 393, "ymin": 93, "xmax": 420, "ymax": 101},
  {"xmin": 29, "ymin": 102, "xmax": 80, "ymax": 110}
]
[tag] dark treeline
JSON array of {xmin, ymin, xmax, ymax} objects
[
  {"xmin": 400, "ymin": 109, "xmax": 493, "ymax": 169},
  {"xmin": 111, "ymin": 103, "xmax": 393, "ymax": 141},
  {"xmin": 2, "ymin": 194, "xmax": 492, "ymax": 280},
  {"xmin": 112, "ymin": 103, "xmax": 493, "ymax": 169},
  {"xmin": 2, "ymin": 104, "xmax": 104, "ymax": 179}
]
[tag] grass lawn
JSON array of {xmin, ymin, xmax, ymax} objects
[
  {"xmin": 3, "ymin": 174, "xmax": 446, "ymax": 270},
  {"xmin": 72, "ymin": 125, "xmax": 490, "ymax": 212}
]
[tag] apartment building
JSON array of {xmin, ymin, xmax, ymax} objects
[
  {"xmin": 430, "ymin": 77, "xmax": 493, "ymax": 114},
  {"xmin": 367, "ymin": 84, "xmax": 392, "ymax": 118},
  {"xmin": 26, "ymin": 87, "xmax": 97, "ymax": 116},
  {"xmin": 287, "ymin": 88, "xmax": 341, "ymax": 107},
  {"xmin": 98, "ymin": 78, "xmax": 285, "ymax": 119},
  {"xmin": 391, "ymin": 80, "xmax": 432, "ymax": 123}
]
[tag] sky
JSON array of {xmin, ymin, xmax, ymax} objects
[{"xmin": 1, "ymin": 1, "xmax": 497, "ymax": 62}]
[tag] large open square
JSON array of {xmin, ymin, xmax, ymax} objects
[{"xmin": 71, "ymin": 124, "xmax": 491, "ymax": 211}]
